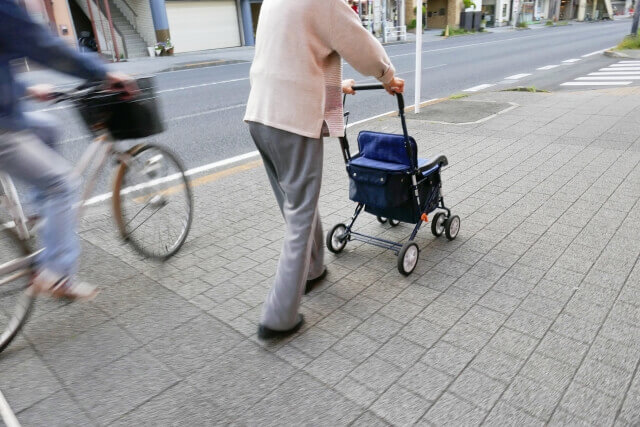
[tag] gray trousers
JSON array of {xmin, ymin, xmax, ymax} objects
[{"xmin": 248, "ymin": 122, "xmax": 325, "ymax": 330}]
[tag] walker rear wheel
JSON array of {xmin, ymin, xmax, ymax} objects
[
  {"xmin": 389, "ymin": 219, "xmax": 400, "ymax": 227},
  {"xmin": 327, "ymin": 223, "xmax": 348, "ymax": 254},
  {"xmin": 431, "ymin": 212, "xmax": 446, "ymax": 237},
  {"xmin": 397, "ymin": 242, "xmax": 419, "ymax": 276},
  {"xmin": 377, "ymin": 216, "xmax": 387, "ymax": 224}
]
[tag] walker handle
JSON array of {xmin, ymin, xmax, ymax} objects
[{"xmin": 349, "ymin": 85, "xmax": 412, "ymax": 167}]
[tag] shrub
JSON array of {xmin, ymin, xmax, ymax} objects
[
  {"xmin": 616, "ymin": 35, "xmax": 640, "ymax": 50},
  {"xmin": 545, "ymin": 20, "xmax": 553, "ymax": 26}
]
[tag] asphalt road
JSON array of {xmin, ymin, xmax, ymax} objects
[{"xmin": 25, "ymin": 19, "xmax": 632, "ymax": 191}]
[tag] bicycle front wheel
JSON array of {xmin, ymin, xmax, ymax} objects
[
  {"xmin": 112, "ymin": 143, "xmax": 193, "ymax": 260},
  {"xmin": 0, "ymin": 225, "xmax": 35, "ymax": 354}
]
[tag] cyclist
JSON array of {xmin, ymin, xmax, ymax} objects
[{"xmin": 1, "ymin": 0, "xmax": 135, "ymax": 300}]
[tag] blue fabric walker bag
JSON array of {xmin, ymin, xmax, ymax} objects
[{"xmin": 346, "ymin": 130, "xmax": 440, "ymax": 223}]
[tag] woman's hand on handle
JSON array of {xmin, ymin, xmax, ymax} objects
[
  {"xmin": 342, "ymin": 79, "xmax": 356, "ymax": 95},
  {"xmin": 383, "ymin": 77, "xmax": 404, "ymax": 95}
]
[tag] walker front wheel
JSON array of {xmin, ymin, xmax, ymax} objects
[
  {"xmin": 376, "ymin": 216, "xmax": 387, "ymax": 224},
  {"xmin": 431, "ymin": 212, "xmax": 446, "ymax": 237},
  {"xmin": 445, "ymin": 215, "xmax": 461, "ymax": 241},
  {"xmin": 397, "ymin": 242, "xmax": 419, "ymax": 276},
  {"xmin": 389, "ymin": 219, "xmax": 400, "ymax": 227},
  {"xmin": 327, "ymin": 223, "xmax": 348, "ymax": 254}
]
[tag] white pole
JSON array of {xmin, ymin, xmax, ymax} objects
[{"xmin": 414, "ymin": 0, "xmax": 423, "ymax": 113}]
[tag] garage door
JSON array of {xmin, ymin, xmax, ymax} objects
[{"xmin": 166, "ymin": 1, "xmax": 241, "ymax": 53}]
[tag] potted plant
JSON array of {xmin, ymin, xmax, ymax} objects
[{"xmin": 155, "ymin": 39, "xmax": 174, "ymax": 56}]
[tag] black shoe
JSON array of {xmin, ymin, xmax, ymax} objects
[
  {"xmin": 257, "ymin": 314, "xmax": 305, "ymax": 340},
  {"xmin": 305, "ymin": 267, "xmax": 327, "ymax": 295}
]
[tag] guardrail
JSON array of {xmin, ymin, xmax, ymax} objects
[{"xmin": 384, "ymin": 25, "xmax": 407, "ymax": 42}]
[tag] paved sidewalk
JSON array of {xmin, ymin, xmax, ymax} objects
[{"xmin": 2, "ymin": 86, "xmax": 640, "ymax": 426}]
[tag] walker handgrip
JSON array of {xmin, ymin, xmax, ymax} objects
[{"xmin": 351, "ymin": 84, "xmax": 385, "ymax": 91}]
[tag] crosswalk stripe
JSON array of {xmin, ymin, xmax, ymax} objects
[
  {"xmin": 589, "ymin": 72, "xmax": 640, "ymax": 75},
  {"xmin": 537, "ymin": 65, "xmax": 559, "ymax": 70},
  {"xmin": 577, "ymin": 76, "xmax": 640, "ymax": 80},
  {"xmin": 599, "ymin": 67, "xmax": 640, "ymax": 71},
  {"xmin": 463, "ymin": 83, "xmax": 495, "ymax": 92},
  {"xmin": 609, "ymin": 64, "xmax": 640, "ymax": 67},
  {"xmin": 561, "ymin": 81, "xmax": 631, "ymax": 86},
  {"xmin": 619, "ymin": 60, "xmax": 640, "ymax": 64}
]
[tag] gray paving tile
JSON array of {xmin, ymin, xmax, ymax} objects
[
  {"xmin": 17, "ymin": 390, "xmax": 94, "ymax": 426},
  {"xmin": 484, "ymin": 401, "xmax": 545, "ymax": 427},
  {"xmin": 351, "ymin": 410, "xmax": 391, "ymax": 427},
  {"xmin": 399, "ymin": 362, "xmax": 454, "ymax": 401},
  {"xmin": 335, "ymin": 376, "xmax": 380, "ymax": 408},
  {"xmin": 502, "ymin": 376, "xmax": 563, "ymax": 421},
  {"xmin": 40, "ymin": 320, "xmax": 140, "ymax": 386},
  {"xmin": 0, "ymin": 355, "xmax": 61, "ymax": 413},
  {"xmin": 114, "ymin": 292, "xmax": 202, "ymax": 344},
  {"xmin": 145, "ymin": 314, "xmax": 243, "ymax": 377},
  {"xmin": 449, "ymin": 368, "xmax": 507, "ymax": 411},
  {"xmin": 399, "ymin": 317, "xmax": 448, "ymax": 348},
  {"xmin": 69, "ymin": 348, "xmax": 179, "ymax": 425},
  {"xmin": 505, "ymin": 307, "xmax": 554, "ymax": 339},
  {"xmin": 559, "ymin": 382, "xmax": 622, "ymax": 426},
  {"xmin": 420, "ymin": 341, "xmax": 476, "ymax": 377},
  {"xmin": 421, "ymin": 392, "xmax": 487, "ymax": 426},
  {"xmin": 355, "ymin": 313, "xmax": 403, "ymax": 343},
  {"xmin": 185, "ymin": 341, "xmax": 293, "ymax": 422},
  {"xmin": 371, "ymin": 384, "xmax": 429, "ymax": 426},
  {"xmin": 377, "ymin": 336, "xmax": 426, "ymax": 369},
  {"xmin": 241, "ymin": 372, "xmax": 361, "ymax": 426},
  {"xmin": 487, "ymin": 327, "xmax": 538, "ymax": 360},
  {"xmin": 303, "ymin": 349, "xmax": 356, "ymax": 386},
  {"xmin": 520, "ymin": 352, "xmax": 577, "ymax": 392},
  {"xmin": 470, "ymin": 346, "xmax": 525, "ymax": 383},
  {"xmin": 442, "ymin": 321, "xmax": 492, "ymax": 353},
  {"xmin": 573, "ymin": 358, "xmax": 633, "ymax": 398},
  {"xmin": 332, "ymin": 331, "xmax": 383, "ymax": 364},
  {"xmin": 348, "ymin": 356, "xmax": 403, "ymax": 393}
]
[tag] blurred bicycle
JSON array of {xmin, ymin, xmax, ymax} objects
[{"xmin": 0, "ymin": 77, "xmax": 193, "ymax": 353}]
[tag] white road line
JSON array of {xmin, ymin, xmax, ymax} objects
[
  {"xmin": 561, "ymin": 81, "xmax": 631, "ymax": 86},
  {"xmin": 169, "ymin": 104, "xmax": 246, "ymax": 122},
  {"xmin": 388, "ymin": 34, "xmax": 541, "ymax": 58},
  {"xmin": 619, "ymin": 60, "xmax": 640, "ymax": 63},
  {"xmin": 577, "ymin": 76, "xmax": 640, "ymax": 80},
  {"xmin": 589, "ymin": 72, "xmax": 640, "ymax": 75},
  {"xmin": 34, "ymin": 77, "xmax": 251, "ymax": 113},
  {"xmin": 0, "ymin": 390, "xmax": 20, "ymax": 427},
  {"xmin": 463, "ymin": 83, "xmax": 495, "ymax": 92},
  {"xmin": 581, "ymin": 48, "xmax": 612, "ymax": 57},
  {"xmin": 609, "ymin": 63, "xmax": 640, "ymax": 67},
  {"xmin": 156, "ymin": 78, "xmax": 249, "ymax": 94},
  {"xmin": 537, "ymin": 65, "xmax": 559, "ymax": 70},
  {"xmin": 504, "ymin": 73, "xmax": 532, "ymax": 80},
  {"xmin": 562, "ymin": 58, "xmax": 582, "ymax": 63}
]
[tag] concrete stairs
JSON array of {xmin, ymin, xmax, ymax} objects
[{"xmin": 107, "ymin": 0, "xmax": 149, "ymax": 58}]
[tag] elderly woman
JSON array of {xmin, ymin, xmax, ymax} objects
[{"xmin": 244, "ymin": 0, "xmax": 404, "ymax": 339}]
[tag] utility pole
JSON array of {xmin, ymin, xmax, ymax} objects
[
  {"xmin": 631, "ymin": 0, "xmax": 640, "ymax": 35},
  {"xmin": 415, "ymin": 0, "xmax": 423, "ymax": 114}
]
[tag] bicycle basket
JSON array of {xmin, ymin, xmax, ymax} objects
[{"xmin": 76, "ymin": 76, "xmax": 164, "ymax": 140}]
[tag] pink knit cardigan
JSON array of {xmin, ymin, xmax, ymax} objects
[{"xmin": 244, "ymin": 0, "xmax": 396, "ymax": 138}]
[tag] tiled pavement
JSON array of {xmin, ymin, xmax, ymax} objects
[{"xmin": 2, "ymin": 87, "xmax": 640, "ymax": 426}]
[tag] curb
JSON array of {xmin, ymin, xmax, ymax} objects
[
  {"xmin": 604, "ymin": 49, "xmax": 640, "ymax": 58},
  {"xmin": 161, "ymin": 59, "xmax": 249, "ymax": 72}
]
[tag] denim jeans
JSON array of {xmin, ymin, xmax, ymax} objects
[{"xmin": 0, "ymin": 113, "xmax": 81, "ymax": 277}]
